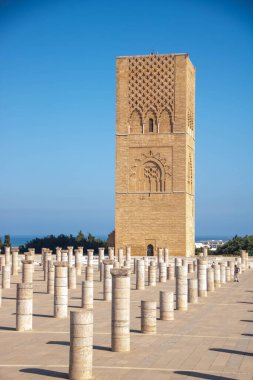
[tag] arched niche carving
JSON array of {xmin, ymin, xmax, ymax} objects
[
  {"xmin": 143, "ymin": 109, "xmax": 157, "ymax": 134},
  {"xmin": 159, "ymin": 108, "xmax": 173, "ymax": 133},
  {"xmin": 129, "ymin": 109, "xmax": 142, "ymax": 134}
]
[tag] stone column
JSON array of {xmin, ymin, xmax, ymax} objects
[
  {"xmin": 98, "ymin": 248, "xmax": 105, "ymax": 271},
  {"xmin": 207, "ymin": 267, "xmax": 215, "ymax": 292},
  {"xmin": 167, "ymin": 264, "xmax": 174, "ymax": 280},
  {"xmin": 133, "ymin": 258, "xmax": 137, "ymax": 274},
  {"xmin": 126, "ymin": 247, "xmax": 131, "ymax": 263},
  {"xmin": 203, "ymin": 246, "xmax": 208, "ymax": 257},
  {"xmin": 118, "ymin": 248, "xmax": 124, "ymax": 267},
  {"xmin": 197, "ymin": 259, "xmax": 207, "ymax": 297},
  {"xmin": 241, "ymin": 250, "xmax": 246, "ymax": 272},
  {"xmin": 136, "ymin": 259, "xmax": 145, "ymax": 290},
  {"xmin": 159, "ymin": 262, "xmax": 167, "ymax": 283},
  {"xmin": 111, "ymin": 268, "xmax": 130, "ymax": 352},
  {"xmin": 144, "ymin": 256, "xmax": 149, "ymax": 272},
  {"xmin": 2, "ymin": 265, "xmax": 11, "ymax": 289},
  {"xmin": 47, "ymin": 262, "xmax": 55, "ymax": 295},
  {"xmin": 81, "ymin": 281, "xmax": 93, "ymax": 309},
  {"xmin": 5, "ymin": 246, "xmax": 11, "ymax": 266},
  {"xmin": 103, "ymin": 259, "xmax": 114, "ymax": 301},
  {"xmin": 85, "ymin": 266, "xmax": 93, "ymax": 282},
  {"xmin": 225, "ymin": 266, "xmax": 231, "ymax": 282},
  {"xmin": 108, "ymin": 247, "xmax": 114, "ymax": 260},
  {"xmin": 0, "ymin": 256, "xmax": 5, "ymax": 272},
  {"xmin": 158, "ymin": 248, "xmax": 164, "ymax": 264},
  {"xmin": 60, "ymin": 250, "xmax": 68, "ymax": 263},
  {"xmin": 0, "ymin": 285, "xmax": 2, "ymax": 307},
  {"xmin": 141, "ymin": 301, "xmax": 156, "ymax": 334},
  {"xmin": 56, "ymin": 247, "xmax": 62, "ymax": 262},
  {"xmin": 68, "ymin": 267, "xmax": 77, "ymax": 290},
  {"xmin": 188, "ymin": 278, "xmax": 198, "ymax": 304},
  {"xmin": 113, "ymin": 261, "xmax": 120, "ymax": 269},
  {"xmin": 69, "ymin": 309, "xmax": 93, "ymax": 380},
  {"xmin": 228, "ymin": 260, "xmax": 235, "ymax": 279},
  {"xmin": 75, "ymin": 250, "xmax": 82, "ymax": 276},
  {"xmin": 99, "ymin": 261, "xmax": 104, "ymax": 282},
  {"xmin": 16, "ymin": 282, "xmax": 33, "ymax": 331},
  {"xmin": 11, "ymin": 249, "xmax": 19, "ymax": 276},
  {"xmin": 176, "ymin": 266, "xmax": 188, "ymax": 311},
  {"xmin": 54, "ymin": 262, "xmax": 68, "ymax": 318},
  {"xmin": 87, "ymin": 250, "xmax": 93, "ymax": 267},
  {"xmin": 188, "ymin": 262, "xmax": 194, "ymax": 273},
  {"xmin": 43, "ymin": 251, "xmax": 52, "ymax": 281},
  {"xmin": 148, "ymin": 261, "xmax": 156, "ymax": 286},
  {"xmin": 160, "ymin": 291, "xmax": 174, "ymax": 320},
  {"xmin": 220, "ymin": 263, "xmax": 226, "ymax": 284},
  {"xmin": 22, "ymin": 260, "xmax": 34, "ymax": 283},
  {"xmin": 164, "ymin": 248, "xmax": 169, "ymax": 266},
  {"xmin": 214, "ymin": 264, "xmax": 221, "ymax": 288},
  {"xmin": 68, "ymin": 246, "xmax": 74, "ymax": 267}
]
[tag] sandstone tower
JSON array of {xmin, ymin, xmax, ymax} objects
[{"xmin": 115, "ymin": 53, "xmax": 195, "ymax": 257}]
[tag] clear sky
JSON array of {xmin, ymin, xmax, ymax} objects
[{"xmin": 0, "ymin": 0, "xmax": 253, "ymax": 238}]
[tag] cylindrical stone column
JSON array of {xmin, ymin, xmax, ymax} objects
[
  {"xmin": 56, "ymin": 247, "xmax": 62, "ymax": 262},
  {"xmin": 136, "ymin": 259, "xmax": 145, "ymax": 290},
  {"xmin": 148, "ymin": 261, "xmax": 156, "ymax": 286},
  {"xmin": 22, "ymin": 260, "xmax": 34, "ymax": 283},
  {"xmin": 2, "ymin": 265, "xmax": 11, "ymax": 289},
  {"xmin": 111, "ymin": 268, "xmax": 130, "ymax": 352},
  {"xmin": 75, "ymin": 250, "xmax": 82, "ymax": 276},
  {"xmin": 228, "ymin": 260, "xmax": 235, "ymax": 279},
  {"xmin": 99, "ymin": 261, "xmax": 104, "ymax": 282},
  {"xmin": 220, "ymin": 263, "xmax": 226, "ymax": 284},
  {"xmin": 226, "ymin": 266, "xmax": 231, "ymax": 282},
  {"xmin": 98, "ymin": 248, "xmax": 105, "ymax": 271},
  {"xmin": 188, "ymin": 262, "xmax": 194, "ymax": 273},
  {"xmin": 159, "ymin": 262, "xmax": 167, "ymax": 283},
  {"xmin": 5, "ymin": 246, "xmax": 11, "ymax": 266},
  {"xmin": 16, "ymin": 282, "xmax": 33, "ymax": 331},
  {"xmin": 167, "ymin": 264, "xmax": 175, "ymax": 280},
  {"xmin": 141, "ymin": 301, "xmax": 156, "ymax": 334},
  {"xmin": 81, "ymin": 281, "xmax": 93, "ymax": 309},
  {"xmin": 203, "ymin": 246, "xmax": 208, "ymax": 257},
  {"xmin": 144, "ymin": 257, "xmax": 149, "ymax": 272},
  {"xmin": 160, "ymin": 291, "xmax": 174, "ymax": 320},
  {"xmin": 207, "ymin": 267, "xmax": 215, "ymax": 292},
  {"xmin": 108, "ymin": 247, "xmax": 114, "ymax": 260},
  {"xmin": 12, "ymin": 249, "xmax": 19, "ymax": 276},
  {"xmin": 87, "ymin": 250, "xmax": 94, "ymax": 267},
  {"xmin": 188, "ymin": 278, "xmax": 198, "ymax": 304},
  {"xmin": 47, "ymin": 262, "xmax": 55, "ymax": 295},
  {"xmin": 54, "ymin": 262, "xmax": 68, "ymax": 318},
  {"xmin": 69, "ymin": 309, "xmax": 93, "ymax": 380},
  {"xmin": 118, "ymin": 248, "xmax": 124, "ymax": 267},
  {"xmin": 214, "ymin": 264, "xmax": 221, "ymax": 288},
  {"xmin": 43, "ymin": 251, "xmax": 52, "ymax": 281},
  {"xmin": 197, "ymin": 259, "xmax": 207, "ymax": 297},
  {"xmin": 103, "ymin": 259, "xmax": 114, "ymax": 301},
  {"xmin": 126, "ymin": 247, "xmax": 131, "ymax": 263},
  {"xmin": 158, "ymin": 248, "xmax": 164, "ymax": 264},
  {"xmin": 68, "ymin": 246, "xmax": 74, "ymax": 267},
  {"xmin": 61, "ymin": 250, "xmax": 68, "ymax": 263},
  {"xmin": 113, "ymin": 261, "xmax": 120, "ymax": 268},
  {"xmin": 0, "ymin": 256, "xmax": 6, "ymax": 272},
  {"xmin": 164, "ymin": 248, "xmax": 169, "ymax": 266},
  {"xmin": 176, "ymin": 266, "xmax": 188, "ymax": 311},
  {"xmin": 68, "ymin": 266, "xmax": 77, "ymax": 290},
  {"xmin": 86, "ymin": 266, "xmax": 93, "ymax": 282}
]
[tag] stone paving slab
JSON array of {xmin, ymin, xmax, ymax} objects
[{"xmin": 0, "ymin": 260, "xmax": 252, "ymax": 379}]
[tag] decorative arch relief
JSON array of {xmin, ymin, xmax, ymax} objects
[{"xmin": 129, "ymin": 148, "xmax": 172, "ymax": 193}]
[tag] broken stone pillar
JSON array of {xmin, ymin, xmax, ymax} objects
[
  {"xmin": 47, "ymin": 262, "xmax": 55, "ymax": 295},
  {"xmin": 61, "ymin": 250, "xmax": 68, "ymax": 263},
  {"xmin": 16, "ymin": 282, "xmax": 33, "ymax": 331},
  {"xmin": 118, "ymin": 248, "xmax": 124, "ymax": 267},
  {"xmin": 133, "ymin": 258, "xmax": 137, "ymax": 274},
  {"xmin": 98, "ymin": 248, "xmax": 105, "ymax": 271},
  {"xmin": 87, "ymin": 250, "xmax": 93, "ymax": 267},
  {"xmin": 159, "ymin": 262, "xmax": 167, "ymax": 283},
  {"xmin": 5, "ymin": 246, "xmax": 11, "ymax": 266},
  {"xmin": 103, "ymin": 259, "xmax": 114, "ymax": 301},
  {"xmin": 207, "ymin": 267, "xmax": 215, "ymax": 292},
  {"xmin": 126, "ymin": 247, "xmax": 131, "ymax": 263},
  {"xmin": 197, "ymin": 259, "xmax": 207, "ymax": 297},
  {"xmin": 188, "ymin": 278, "xmax": 198, "ymax": 304},
  {"xmin": 75, "ymin": 250, "xmax": 82, "ymax": 276},
  {"xmin": 108, "ymin": 247, "xmax": 114, "ymax": 260},
  {"xmin": 148, "ymin": 261, "xmax": 156, "ymax": 287},
  {"xmin": 111, "ymin": 268, "xmax": 130, "ymax": 352},
  {"xmin": 220, "ymin": 263, "xmax": 226, "ymax": 284},
  {"xmin": 68, "ymin": 266, "xmax": 77, "ymax": 290},
  {"xmin": 203, "ymin": 246, "xmax": 208, "ymax": 257},
  {"xmin": 136, "ymin": 259, "xmax": 145, "ymax": 290},
  {"xmin": 69, "ymin": 309, "xmax": 93, "ymax": 380},
  {"xmin": 43, "ymin": 251, "xmax": 52, "ymax": 281},
  {"xmin": 11, "ymin": 249, "xmax": 19, "ymax": 276},
  {"xmin": 2, "ymin": 265, "xmax": 11, "ymax": 289},
  {"xmin": 144, "ymin": 256, "xmax": 149, "ymax": 272},
  {"xmin": 225, "ymin": 266, "xmax": 231, "ymax": 282},
  {"xmin": 240, "ymin": 250, "xmax": 247, "ymax": 272},
  {"xmin": 214, "ymin": 264, "xmax": 221, "ymax": 288},
  {"xmin": 167, "ymin": 264, "xmax": 175, "ymax": 280},
  {"xmin": 54, "ymin": 262, "xmax": 68, "ymax": 318},
  {"xmin": 141, "ymin": 301, "xmax": 156, "ymax": 334},
  {"xmin": 81, "ymin": 280, "xmax": 93, "ymax": 309},
  {"xmin": 164, "ymin": 248, "xmax": 169, "ymax": 266},
  {"xmin": 99, "ymin": 262, "xmax": 104, "ymax": 282},
  {"xmin": 176, "ymin": 265, "xmax": 188, "ymax": 311},
  {"xmin": 85, "ymin": 266, "xmax": 93, "ymax": 282},
  {"xmin": 22, "ymin": 260, "xmax": 34, "ymax": 283},
  {"xmin": 67, "ymin": 246, "xmax": 74, "ymax": 267},
  {"xmin": 160, "ymin": 291, "xmax": 174, "ymax": 320},
  {"xmin": 158, "ymin": 248, "xmax": 164, "ymax": 264},
  {"xmin": 56, "ymin": 247, "xmax": 62, "ymax": 262},
  {"xmin": 228, "ymin": 260, "xmax": 235, "ymax": 279}
]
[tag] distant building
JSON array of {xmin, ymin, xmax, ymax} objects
[{"xmin": 195, "ymin": 240, "xmax": 226, "ymax": 251}]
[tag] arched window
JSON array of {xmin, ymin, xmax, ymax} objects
[
  {"xmin": 147, "ymin": 244, "xmax": 154, "ymax": 256},
  {"xmin": 149, "ymin": 118, "xmax": 154, "ymax": 132},
  {"xmin": 129, "ymin": 109, "xmax": 142, "ymax": 134}
]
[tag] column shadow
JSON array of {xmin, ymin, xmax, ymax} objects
[
  {"xmin": 174, "ymin": 371, "xmax": 236, "ymax": 380},
  {"xmin": 0, "ymin": 326, "xmax": 15, "ymax": 331},
  {"xmin": 33, "ymin": 314, "xmax": 53, "ymax": 318},
  {"xmin": 240, "ymin": 319, "xmax": 253, "ymax": 323},
  {"xmin": 210, "ymin": 348, "xmax": 253, "ymax": 356},
  {"xmin": 241, "ymin": 333, "xmax": 253, "ymax": 337},
  {"xmin": 93, "ymin": 345, "xmax": 111, "ymax": 352},
  {"xmin": 20, "ymin": 368, "xmax": 68, "ymax": 378},
  {"xmin": 47, "ymin": 341, "xmax": 69, "ymax": 346}
]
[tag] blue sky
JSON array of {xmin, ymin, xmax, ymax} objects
[{"xmin": 0, "ymin": 0, "xmax": 252, "ymax": 238}]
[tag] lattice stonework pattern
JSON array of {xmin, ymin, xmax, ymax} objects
[{"xmin": 128, "ymin": 55, "xmax": 175, "ymax": 120}]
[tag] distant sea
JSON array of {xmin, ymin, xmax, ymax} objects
[{"xmin": 8, "ymin": 234, "xmax": 233, "ymax": 247}]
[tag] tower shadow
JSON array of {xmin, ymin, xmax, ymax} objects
[
  {"xmin": 210, "ymin": 348, "xmax": 253, "ymax": 356},
  {"xmin": 20, "ymin": 368, "xmax": 68, "ymax": 378},
  {"xmin": 174, "ymin": 371, "xmax": 236, "ymax": 380}
]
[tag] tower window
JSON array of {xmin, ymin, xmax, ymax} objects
[{"xmin": 149, "ymin": 118, "xmax": 154, "ymax": 132}]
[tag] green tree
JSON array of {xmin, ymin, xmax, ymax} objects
[
  {"xmin": 76, "ymin": 230, "xmax": 85, "ymax": 243},
  {"xmin": 87, "ymin": 232, "xmax": 95, "ymax": 243},
  {"xmin": 4, "ymin": 234, "xmax": 11, "ymax": 247}
]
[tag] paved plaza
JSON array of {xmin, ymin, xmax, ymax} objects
[{"xmin": 0, "ymin": 258, "xmax": 253, "ymax": 380}]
